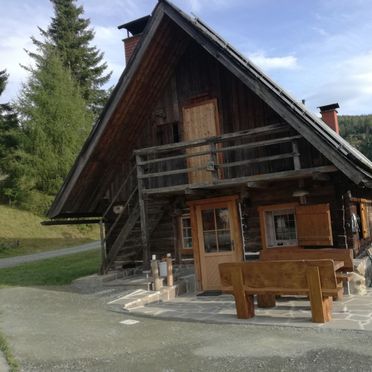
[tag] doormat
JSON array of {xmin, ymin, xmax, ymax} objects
[{"xmin": 197, "ymin": 290, "xmax": 222, "ymax": 296}]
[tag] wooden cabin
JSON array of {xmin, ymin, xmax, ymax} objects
[{"xmin": 47, "ymin": 0, "xmax": 372, "ymax": 291}]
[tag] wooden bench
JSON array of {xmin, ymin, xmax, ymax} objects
[
  {"xmin": 260, "ymin": 248, "xmax": 354, "ymax": 295},
  {"xmin": 219, "ymin": 260, "xmax": 343, "ymax": 323}
]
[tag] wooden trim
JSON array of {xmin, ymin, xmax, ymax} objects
[
  {"xmin": 360, "ymin": 202, "xmax": 370, "ymax": 239},
  {"xmin": 258, "ymin": 203, "xmax": 299, "ymax": 250},
  {"xmin": 134, "ymin": 123, "xmax": 286, "ymax": 155},
  {"xmin": 187, "ymin": 195, "xmax": 239, "ymax": 206},
  {"xmin": 189, "ymin": 204, "xmax": 202, "ymax": 290}
]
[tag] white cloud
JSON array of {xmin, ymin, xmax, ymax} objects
[
  {"xmin": 249, "ymin": 52, "xmax": 298, "ymax": 71},
  {"xmin": 304, "ymin": 50, "xmax": 372, "ymax": 114}
]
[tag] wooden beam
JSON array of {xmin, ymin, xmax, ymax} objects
[
  {"xmin": 134, "ymin": 123, "xmax": 287, "ymax": 155},
  {"xmin": 136, "ymin": 154, "xmax": 150, "ymax": 269},
  {"xmin": 143, "ymin": 165, "xmax": 338, "ymax": 195}
]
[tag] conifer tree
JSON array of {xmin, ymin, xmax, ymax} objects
[
  {"xmin": 9, "ymin": 48, "xmax": 93, "ymax": 213},
  {"xmin": 0, "ymin": 70, "xmax": 20, "ymax": 187},
  {"xmin": 29, "ymin": 0, "xmax": 112, "ymax": 115}
]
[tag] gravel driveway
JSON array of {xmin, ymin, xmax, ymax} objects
[{"xmin": 1, "ymin": 286, "xmax": 372, "ymax": 371}]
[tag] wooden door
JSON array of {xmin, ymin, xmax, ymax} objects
[
  {"xmin": 194, "ymin": 197, "xmax": 243, "ymax": 290},
  {"xmin": 182, "ymin": 99, "xmax": 220, "ymax": 184}
]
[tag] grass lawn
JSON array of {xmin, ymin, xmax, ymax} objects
[
  {"xmin": 0, "ymin": 204, "xmax": 99, "ymax": 258},
  {"xmin": 0, "ymin": 250, "xmax": 101, "ymax": 287}
]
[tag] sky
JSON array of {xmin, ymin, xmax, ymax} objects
[{"xmin": 0, "ymin": 0, "xmax": 372, "ymax": 115}]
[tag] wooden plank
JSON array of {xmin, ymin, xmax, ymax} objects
[
  {"xmin": 231, "ymin": 268, "xmax": 255, "ymax": 319},
  {"xmin": 306, "ymin": 266, "xmax": 331, "ymax": 323},
  {"xmin": 142, "ymin": 165, "xmax": 338, "ymax": 195},
  {"xmin": 292, "ymin": 140, "xmax": 301, "ymax": 170},
  {"xmin": 136, "ymin": 154, "xmax": 150, "ymax": 269},
  {"xmin": 134, "ymin": 123, "xmax": 286, "ymax": 155},
  {"xmin": 183, "ymin": 99, "xmax": 219, "ymax": 184},
  {"xmin": 296, "ymin": 203, "xmax": 333, "ymax": 246},
  {"xmin": 138, "ymin": 164, "xmax": 208, "ymax": 179},
  {"xmin": 217, "ymin": 153, "xmax": 295, "ymax": 169},
  {"xmin": 219, "ymin": 135, "xmax": 302, "ymax": 153}
]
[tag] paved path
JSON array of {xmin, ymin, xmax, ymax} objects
[
  {"xmin": 0, "ymin": 241, "xmax": 100, "ymax": 269},
  {"xmin": 125, "ymin": 290, "xmax": 372, "ymax": 331},
  {"xmin": 1, "ymin": 286, "xmax": 372, "ymax": 371}
]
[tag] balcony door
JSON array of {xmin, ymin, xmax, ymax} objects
[
  {"xmin": 189, "ymin": 196, "xmax": 243, "ymax": 291},
  {"xmin": 182, "ymin": 99, "xmax": 220, "ymax": 184}
]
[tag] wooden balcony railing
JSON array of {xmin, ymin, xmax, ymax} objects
[{"xmin": 134, "ymin": 123, "xmax": 336, "ymax": 195}]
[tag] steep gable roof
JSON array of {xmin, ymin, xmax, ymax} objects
[{"xmin": 48, "ymin": 0, "xmax": 372, "ymax": 218}]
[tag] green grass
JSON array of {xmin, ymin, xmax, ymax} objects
[
  {"xmin": 0, "ymin": 250, "xmax": 100, "ymax": 287},
  {"xmin": 0, "ymin": 204, "xmax": 99, "ymax": 258},
  {"xmin": 0, "ymin": 330, "xmax": 19, "ymax": 372}
]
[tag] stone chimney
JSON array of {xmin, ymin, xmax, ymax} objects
[
  {"xmin": 118, "ymin": 15, "xmax": 151, "ymax": 64},
  {"xmin": 319, "ymin": 103, "xmax": 340, "ymax": 134}
]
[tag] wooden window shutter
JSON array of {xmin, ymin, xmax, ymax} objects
[
  {"xmin": 360, "ymin": 202, "xmax": 370, "ymax": 238},
  {"xmin": 295, "ymin": 203, "xmax": 333, "ymax": 246}
]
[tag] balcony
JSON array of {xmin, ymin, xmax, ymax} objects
[{"xmin": 134, "ymin": 123, "xmax": 337, "ymax": 196}]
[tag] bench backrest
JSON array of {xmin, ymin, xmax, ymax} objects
[
  {"xmin": 260, "ymin": 248, "xmax": 353, "ymax": 272},
  {"xmin": 219, "ymin": 260, "xmax": 338, "ymax": 294}
]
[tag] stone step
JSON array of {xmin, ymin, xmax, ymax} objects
[{"xmin": 107, "ymin": 285, "xmax": 179, "ymax": 310}]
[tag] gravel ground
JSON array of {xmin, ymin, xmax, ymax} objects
[{"xmin": 0, "ymin": 286, "xmax": 371, "ymax": 371}]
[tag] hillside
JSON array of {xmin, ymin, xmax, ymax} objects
[
  {"xmin": 339, "ymin": 114, "xmax": 372, "ymax": 160},
  {"xmin": 0, "ymin": 205, "xmax": 99, "ymax": 258}
]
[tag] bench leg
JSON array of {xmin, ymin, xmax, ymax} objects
[
  {"xmin": 257, "ymin": 294, "xmax": 276, "ymax": 308},
  {"xmin": 306, "ymin": 266, "xmax": 332, "ymax": 323},
  {"xmin": 231, "ymin": 270, "xmax": 254, "ymax": 319}
]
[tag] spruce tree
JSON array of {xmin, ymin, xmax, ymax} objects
[
  {"xmin": 11, "ymin": 48, "xmax": 93, "ymax": 213},
  {"xmin": 0, "ymin": 70, "xmax": 20, "ymax": 187},
  {"xmin": 29, "ymin": 0, "xmax": 112, "ymax": 115}
]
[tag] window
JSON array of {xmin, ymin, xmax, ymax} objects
[
  {"xmin": 259, "ymin": 203, "xmax": 333, "ymax": 249},
  {"xmin": 264, "ymin": 209, "xmax": 297, "ymax": 247},
  {"xmin": 201, "ymin": 207, "xmax": 232, "ymax": 253},
  {"xmin": 180, "ymin": 214, "xmax": 193, "ymax": 251}
]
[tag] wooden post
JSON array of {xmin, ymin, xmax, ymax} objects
[
  {"xmin": 257, "ymin": 294, "xmax": 276, "ymax": 308},
  {"xmin": 231, "ymin": 269, "xmax": 254, "ymax": 319},
  {"xmin": 172, "ymin": 215, "xmax": 182, "ymax": 265},
  {"xmin": 136, "ymin": 154, "xmax": 150, "ymax": 269},
  {"xmin": 209, "ymin": 142, "xmax": 219, "ymax": 183},
  {"xmin": 151, "ymin": 255, "xmax": 162, "ymax": 291},
  {"xmin": 306, "ymin": 266, "xmax": 332, "ymax": 323},
  {"xmin": 99, "ymin": 220, "xmax": 106, "ymax": 275},
  {"xmin": 292, "ymin": 140, "xmax": 301, "ymax": 170},
  {"xmin": 166, "ymin": 253, "xmax": 174, "ymax": 286}
]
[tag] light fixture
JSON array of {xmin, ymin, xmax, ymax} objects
[
  {"xmin": 292, "ymin": 189, "xmax": 309, "ymax": 198},
  {"xmin": 113, "ymin": 205, "xmax": 125, "ymax": 214}
]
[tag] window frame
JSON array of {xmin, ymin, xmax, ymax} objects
[
  {"xmin": 179, "ymin": 214, "xmax": 193, "ymax": 255},
  {"xmin": 259, "ymin": 203, "xmax": 299, "ymax": 250}
]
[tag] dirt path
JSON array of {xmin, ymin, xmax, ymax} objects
[
  {"xmin": 0, "ymin": 241, "xmax": 100, "ymax": 269},
  {"xmin": 0, "ymin": 286, "xmax": 372, "ymax": 371}
]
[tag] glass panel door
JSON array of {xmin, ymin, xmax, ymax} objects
[{"xmin": 201, "ymin": 207, "xmax": 233, "ymax": 253}]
